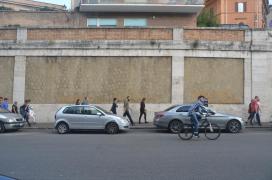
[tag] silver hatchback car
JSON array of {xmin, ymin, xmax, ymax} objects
[
  {"xmin": 154, "ymin": 104, "xmax": 245, "ymax": 133},
  {"xmin": 0, "ymin": 108, "xmax": 25, "ymax": 133},
  {"xmin": 55, "ymin": 105, "xmax": 130, "ymax": 134}
]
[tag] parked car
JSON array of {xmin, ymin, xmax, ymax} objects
[
  {"xmin": 55, "ymin": 105, "xmax": 130, "ymax": 134},
  {"xmin": 0, "ymin": 108, "xmax": 25, "ymax": 133},
  {"xmin": 153, "ymin": 104, "xmax": 245, "ymax": 133}
]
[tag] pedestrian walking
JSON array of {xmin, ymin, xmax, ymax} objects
[
  {"xmin": 255, "ymin": 96, "xmax": 262, "ymax": 126},
  {"xmin": 12, "ymin": 101, "xmax": 18, "ymax": 113},
  {"xmin": 81, "ymin": 97, "xmax": 89, "ymax": 105},
  {"xmin": 123, "ymin": 96, "xmax": 134, "ymax": 126},
  {"xmin": 139, "ymin": 98, "xmax": 147, "ymax": 124},
  {"xmin": 110, "ymin": 98, "xmax": 118, "ymax": 115},
  {"xmin": 1, "ymin": 98, "xmax": 9, "ymax": 111},
  {"xmin": 75, "ymin": 99, "xmax": 81, "ymax": 105},
  {"xmin": 248, "ymin": 96, "xmax": 261, "ymax": 126},
  {"xmin": 20, "ymin": 100, "xmax": 31, "ymax": 127}
]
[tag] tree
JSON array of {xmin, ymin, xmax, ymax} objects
[{"xmin": 197, "ymin": 10, "xmax": 219, "ymax": 27}]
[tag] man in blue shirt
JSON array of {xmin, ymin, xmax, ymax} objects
[
  {"xmin": 188, "ymin": 95, "xmax": 207, "ymax": 136},
  {"xmin": 1, "ymin": 98, "xmax": 9, "ymax": 111}
]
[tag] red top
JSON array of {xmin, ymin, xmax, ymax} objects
[{"xmin": 250, "ymin": 99, "xmax": 259, "ymax": 113}]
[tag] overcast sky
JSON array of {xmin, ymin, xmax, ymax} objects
[{"xmin": 35, "ymin": 0, "xmax": 272, "ymax": 10}]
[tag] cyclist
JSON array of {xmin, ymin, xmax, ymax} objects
[{"xmin": 188, "ymin": 95, "xmax": 207, "ymax": 137}]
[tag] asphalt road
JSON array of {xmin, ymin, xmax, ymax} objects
[{"xmin": 0, "ymin": 129, "xmax": 271, "ymax": 180}]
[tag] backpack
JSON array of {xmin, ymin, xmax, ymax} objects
[{"xmin": 20, "ymin": 105, "xmax": 26, "ymax": 117}]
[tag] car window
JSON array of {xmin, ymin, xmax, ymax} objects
[
  {"xmin": 95, "ymin": 106, "xmax": 112, "ymax": 115},
  {"xmin": 83, "ymin": 107, "xmax": 99, "ymax": 115},
  {"xmin": 164, "ymin": 105, "xmax": 178, "ymax": 112},
  {"xmin": 63, "ymin": 106, "xmax": 83, "ymax": 114},
  {"xmin": 176, "ymin": 106, "xmax": 190, "ymax": 112}
]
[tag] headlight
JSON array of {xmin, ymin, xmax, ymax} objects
[{"xmin": 8, "ymin": 118, "xmax": 16, "ymax": 123}]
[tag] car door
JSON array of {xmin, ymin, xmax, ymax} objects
[
  {"xmin": 82, "ymin": 106, "xmax": 106, "ymax": 129},
  {"xmin": 63, "ymin": 106, "xmax": 87, "ymax": 129},
  {"xmin": 176, "ymin": 105, "xmax": 191, "ymax": 123}
]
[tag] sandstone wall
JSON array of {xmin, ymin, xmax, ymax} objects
[
  {"xmin": 25, "ymin": 56, "xmax": 172, "ymax": 104},
  {"xmin": 184, "ymin": 57, "xmax": 244, "ymax": 104},
  {"xmin": 0, "ymin": 57, "xmax": 14, "ymax": 101}
]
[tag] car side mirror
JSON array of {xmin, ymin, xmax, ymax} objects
[{"xmin": 97, "ymin": 112, "xmax": 103, "ymax": 116}]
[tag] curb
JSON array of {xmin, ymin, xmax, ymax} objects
[{"xmin": 23, "ymin": 125, "xmax": 271, "ymax": 130}]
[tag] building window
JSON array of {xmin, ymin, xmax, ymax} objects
[
  {"xmin": 235, "ymin": 2, "xmax": 247, "ymax": 13},
  {"xmin": 87, "ymin": 18, "xmax": 117, "ymax": 27},
  {"xmin": 124, "ymin": 18, "xmax": 147, "ymax": 27}
]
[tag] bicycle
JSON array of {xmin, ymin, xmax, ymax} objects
[{"xmin": 178, "ymin": 113, "xmax": 221, "ymax": 140}]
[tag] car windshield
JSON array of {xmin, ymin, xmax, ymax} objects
[
  {"xmin": 0, "ymin": 108, "xmax": 9, "ymax": 113},
  {"xmin": 164, "ymin": 105, "xmax": 178, "ymax": 112},
  {"xmin": 95, "ymin": 106, "xmax": 112, "ymax": 115}
]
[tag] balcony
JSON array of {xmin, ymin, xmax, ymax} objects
[{"xmin": 79, "ymin": 0, "xmax": 204, "ymax": 13}]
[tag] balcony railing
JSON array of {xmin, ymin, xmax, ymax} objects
[{"xmin": 80, "ymin": 0, "xmax": 204, "ymax": 5}]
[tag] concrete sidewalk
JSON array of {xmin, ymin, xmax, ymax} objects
[{"xmin": 23, "ymin": 122, "xmax": 271, "ymax": 130}]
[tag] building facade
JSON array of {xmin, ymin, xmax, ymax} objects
[
  {"xmin": 204, "ymin": 0, "xmax": 269, "ymax": 28},
  {"xmin": 0, "ymin": 0, "xmax": 66, "ymax": 11}
]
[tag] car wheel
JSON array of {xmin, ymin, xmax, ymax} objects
[
  {"xmin": 57, "ymin": 122, "xmax": 69, "ymax": 134},
  {"xmin": 227, "ymin": 120, "xmax": 241, "ymax": 133},
  {"xmin": 106, "ymin": 122, "xmax": 119, "ymax": 134},
  {"xmin": 0, "ymin": 122, "xmax": 5, "ymax": 133},
  {"xmin": 168, "ymin": 120, "xmax": 182, "ymax": 133}
]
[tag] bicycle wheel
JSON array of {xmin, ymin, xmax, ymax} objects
[
  {"xmin": 204, "ymin": 123, "xmax": 221, "ymax": 140},
  {"xmin": 178, "ymin": 124, "xmax": 193, "ymax": 140}
]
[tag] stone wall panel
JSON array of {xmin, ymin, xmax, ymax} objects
[
  {"xmin": 184, "ymin": 57, "xmax": 244, "ymax": 104},
  {"xmin": 0, "ymin": 57, "xmax": 14, "ymax": 101},
  {"xmin": 25, "ymin": 56, "xmax": 172, "ymax": 104}
]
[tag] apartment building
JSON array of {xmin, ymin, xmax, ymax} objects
[
  {"xmin": 204, "ymin": 0, "xmax": 269, "ymax": 28},
  {"xmin": 0, "ymin": 0, "xmax": 204, "ymax": 28},
  {"xmin": 0, "ymin": 0, "xmax": 66, "ymax": 11},
  {"xmin": 71, "ymin": 0, "xmax": 204, "ymax": 28}
]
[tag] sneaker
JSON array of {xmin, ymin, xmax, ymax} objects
[{"xmin": 193, "ymin": 133, "xmax": 199, "ymax": 138}]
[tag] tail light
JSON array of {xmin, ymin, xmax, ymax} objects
[{"xmin": 155, "ymin": 112, "xmax": 164, "ymax": 119}]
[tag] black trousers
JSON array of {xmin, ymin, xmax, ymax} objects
[
  {"xmin": 123, "ymin": 110, "xmax": 134, "ymax": 125},
  {"xmin": 139, "ymin": 111, "xmax": 147, "ymax": 123}
]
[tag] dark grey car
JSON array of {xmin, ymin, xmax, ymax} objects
[
  {"xmin": 153, "ymin": 104, "xmax": 245, "ymax": 133},
  {"xmin": 0, "ymin": 108, "xmax": 25, "ymax": 133}
]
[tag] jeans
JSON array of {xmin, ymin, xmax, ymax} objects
[
  {"xmin": 189, "ymin": 112, "xmax": 201, "ymax": 134},
  {"xmin": 248, "ymin": 112, "xmax": 261, "ymax": 125}
]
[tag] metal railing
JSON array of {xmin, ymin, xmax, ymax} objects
[{"xmin": 80, "ymin": 0, "xmax": 204, "ymax": 5}]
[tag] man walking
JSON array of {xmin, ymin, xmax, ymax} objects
[
  {"xmin": 139, "ymin": 98, "xmax": 147, "ymax": 124},
  {"xmin": 110, "ymin": 98, "xmax": 118, "ymax": 115},
  {"xmin": 12, "ymin": 101, "xmax": 18, "ymax": 113},
  {"xmin": 81, "ymin": 97, "xmax": 89, "ymax": 105},
  {"xmin": 248, "ymin": 98, "xmax": 259, "ymax": 126},
  {"xmin": 1, "ymin": 98, "xmax": 9, "ymax": 111},
  {"xmin": 20, "ymin": 100, "xmax": 31, "ymax": 127},
  {"xmin": 123, "ymin": 96, "xmax": 134, "ymax": 126},
  {"xmin": 255, "ymin": 96, "xmax": 262, "ymax": 126}
]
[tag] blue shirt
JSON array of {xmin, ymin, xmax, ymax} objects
[
  {"xmin": 1, "ymin": 101, "xmax": 9, "ymax": 110},
  {"xmin": 188, "ymin": 100, "xmax": 206, "ymax": 115}
]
